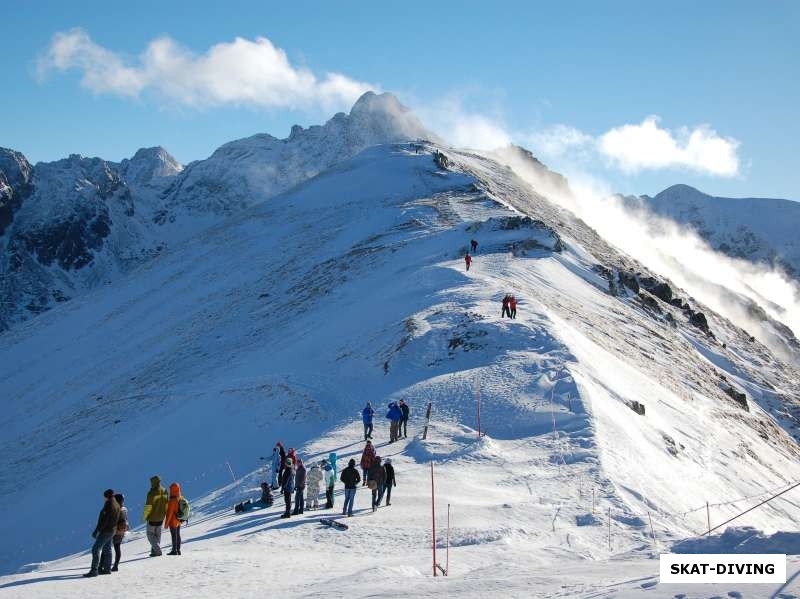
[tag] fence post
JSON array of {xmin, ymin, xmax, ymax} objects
[
  {"xmin": 706, "ymin": 501, "xmax": 710, "ymax": 536},
  {"xmin": 226, "ymin": 461, "xmax": 236, "ymax": 484},
  {"xmin": 592, "ymin": 488, "xmax": 595, "ymax": 514},
  {"xmin": 446, "ymin": 503, "xmax": 450, "ymax": 576},
  {"xmin": 608, "ymin": 507, "xmax": 612, "ymax": 550},
  {"xmin": 476, "ymin": 377, "xmax": 481, "ymax": 439},
  {"xmin": 431, "ymin": 462, "xmax": 437, "ymax": 576},
  {"xmin": 423, "ymin": 402, "xmax": 433, "ymax": 440},
  {"xmin": 648, "ymin": 511, "xmax": 656, "ymax": 549}
]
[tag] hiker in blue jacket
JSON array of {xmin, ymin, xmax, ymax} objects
[
  {"xmin": 362, "ymin": 402, "xmax": 375, "ymax": 440},
  {"xmin": 386, "ymin": 402, "xmax": 403, "ymax": 443}
]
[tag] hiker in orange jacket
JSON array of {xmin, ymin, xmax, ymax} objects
[{"xmin": 164, "ymin": 483, "xmax": 185, "ymax": 555}]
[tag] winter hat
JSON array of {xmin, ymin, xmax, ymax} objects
[
  {"xmin": 103, "ymin": 489, "xmax": 114, "ymax": 498},
  {"xmin": 285, "ymin": 458, "xmax": 293, "ymax": 467},
  {"xmin": 348, "ymin": 458, "xmax": 356, "ymax": 467}
]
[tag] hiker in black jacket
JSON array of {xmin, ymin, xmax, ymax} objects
[
  {"xmin": 367, "ymin": 456, "xmax": 386, "ymax": 512},
  {"xmin": 399, "ymin": 400, "xmax": 410, "ymax": 438},
  {"xmin": 383, "ymin": 459, "xmax": 397, "ymax": 506},
  {"xmin": 340, "ymin": 459, "xmax": 361, "ymax": 517},
  {"xmin": 84, "ymin": 489, "xmax": 121, "ymax": 577}
]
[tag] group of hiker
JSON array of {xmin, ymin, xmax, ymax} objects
[
  {"xmin": 268, "ymin": 443, "xmax": 339, "ymax": 518},
  {"xmin": 265, "ymin": 438, "xmax": 399, "ymax": 519},
  {"xmin": 464, "ymin": 239, "xmax": 479, "ymax": 271},
  {"xmin": 358, "ymin": 440, "xmax": 397, "ymax": 512},
  {"xmin": 362, "ymin": 400, "xmax": 409, "ymax": 442},
  {"xmin": 502, "ymin": 294, "xmax": 518, "ymax": 319},
  {"xmin": 85, "ymin": 476, "xmax": 189, "ymax": 578},
  {"xmin": 85, "ymin": 400, "xmax": 412, "ymax": 577}
]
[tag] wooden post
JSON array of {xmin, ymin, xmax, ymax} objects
[
  {"xmin": 476, "ymin": 377, "xmax": 481, "ymax": 438},
  {"xmin": 706, "ymin": 501, "xmax": 711, "ymax": 536},
  {"xmin": 446, "ymin": 503, "xmax": 450, "ymax": 576},
  {"xmin": 608, "ymin": 507, "xmax": 611, "ymax": 550},
  {"xmin": 422, "ymin": 402, "xmax": 433, "ymax": 440},
  {"xmin": 431, "ymin": 462, "xmax": 437, "ymax": 576},
  {"xmin": 592, "ymin": 488, "xmax": 595, "ymax": 514},
  {"xmin": 648, "ymin": 511, "xmax": 656, "ymax": 548},
  {"xmin": 226, "ymin": 461, "xmax": 236, "ymax": 484}
]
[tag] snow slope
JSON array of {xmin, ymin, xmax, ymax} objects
[
  {"xmin": 636, "ymin": 184, "xmax": 800, "ymax": 277},
  {"xmin": 0, "ymin": 92, "xmax": 433, "ymax": 331},
  {"xmin": 2, "ymin": 143, "xmax": 800, "ymax": 598}
]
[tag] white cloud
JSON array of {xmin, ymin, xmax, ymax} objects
[
  {"xmin": 37, "ymin": 29, "xmax": 375, "ymax": 112},
  {"xmin": 415, "ymin": 95, "xmax": 511, "ymax": 150},
  {"xmin": 598, "ymin": 116, "xmax": 740, "ymax": 177}
]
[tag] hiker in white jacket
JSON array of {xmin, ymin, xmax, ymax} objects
[{"xmin": 306, "ymin": 462, "xmax": 324, "ymax": 510}]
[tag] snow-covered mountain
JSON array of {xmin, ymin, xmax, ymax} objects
[
  {"xmin": 633, "ymin": 184, "xmax": 800, "ymax": 277},
  {"xmin": 0, "ymin": 92, "xmax": 433, "ymax": 331},
  {"xmin": 2, "ymin": 132, "xmax": 800, "ymax": 597}
]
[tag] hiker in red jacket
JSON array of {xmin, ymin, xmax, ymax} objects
[
  {"xmin": 510, "ymin": 295, "xmax": 517, "ymax": 319},
  {"xmin": 501, "ymin": 295, "xmax": 511, "ymax": 318},
  {"xmin": 465, "ymin": 254, "xmax": 472, "ymax": 271},
  {"xmin": 360, "ymin": 441, "xmax": 376, "ymax": 486}
]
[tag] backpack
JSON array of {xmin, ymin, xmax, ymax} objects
[{"xmin": 177, "ymin": 497, "xmax": 191, "ymax": 521}]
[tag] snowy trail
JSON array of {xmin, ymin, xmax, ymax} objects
[{"xmin": 3, "ymin": 143, "xmax": 800, "ymax": 597}]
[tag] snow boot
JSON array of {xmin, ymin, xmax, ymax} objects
[
  {"xmin": 111, "ymin": 566, "xmax": 118, "ymax": 572},
  {"xmin": 83, "ymin": 571, "xmax": 98, "ymax": 578}
]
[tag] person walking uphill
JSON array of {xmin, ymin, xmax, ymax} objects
[
  {"xmin": 386, "ymin": 402, "xmax": 403, "ymax": 443},
  {"xmin": 383, "ymin": 459, "xmax": 397, "ymax": 506},
  {"xmin": 362, "ymin": 402, "xmax": 375, "ymax": 440},
  {"xmin": 111, "ymin": 494, "xmax": 128, "ymax": 571},
  {"xmin": 279, "ymin": 458, "xmax": 295, "ymax": 518},
  {"xmin": 360, "ymin": 441, "xmax": 376, "ymax": 485},
  {"xmin": 465, "ymin": 253, "xmax": 472, "ymax": 271},
  {"xmin": 367, "ymin": 456, "xmax": 386, "ymax": 512},
  {"xmin": 143, "ymin": 476, "xmax": 169, "ymax": 557},
  {"xmin": 501, "ymin": 295, "xmax": 511, "ymax": 318},
  {"xmin": 340, "ymin": 458, "xmax": 361, "ymax": 517},
  {"xmin": 292, "ymin": 458, "xmax": 306, "ymax": 515},
  {"xmin": 164, "ymin": 482, "xmax": 189, "ymax": 555},
  {"xmin": 510, "ymin": 295, "xmax": 517, "ymax": 319},
  {"xmin": 84, "ymin": 489, "xmax": 121, "ymax": 577},
  {"xmin": 399, "ymin": 399, "xmax": 410, "ymax": 439},
  {"xmin": 470, "ymin": 239, "xmax": 478, "ymax": 253}
]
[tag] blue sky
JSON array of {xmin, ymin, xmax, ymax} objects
[{"xmin": 2, "ymin": 0, "xmax": 798, "ymax": 199}]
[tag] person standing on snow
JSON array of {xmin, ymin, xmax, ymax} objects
[
  {"xmin": 470, "ymin": 239, "xmax": 478, "ymax": 253},
  {"xmin": 328, "ymin": 452, "xmax": 338, "ymax": 477},
  {"xmin": 322, "ymin": 459, "xmax": 336, "ymax": 508},
  {"xmin": 501, "ymin": 295, "xmax": 511, "ymax": 318},
  {"xmin": 164, "ymin": 482, "xmax": 187, "ymax": 555},
  {"xmin": 306, "ymin": 462, "xmax": 323, "ymax": 510},
  {"xmin": 510, "ymin": 295, "xmax": 517, "ymax": 319},
  {"xmin": 362, "ymin": 402, "xmax": 375, "ymax": 440},
  {"xmin": 398, "ymin": 399, "xmax": 410, "ymax": 439},
  {"xmin": 83, "ymin": 489, "xmax": 121, "ymax": 577},
  {"xmin": 292, "ymin": 458, "xmax": 307, "ymax": 515},
  {"xmin": 340, "ymin": 458, "xmax": 361, "ymax": 517},
  {"xmin": 271, "ymin": 443, "xmax": 283, "ymax": 489},
  {"xmin": 383, "ymin": 459, "xmax": 397, "ymax": 506},
  {"xmin": 360, "ymin": 440, "xmax": 376, "ymax": 485},
  {"xmin": 277, "ymin": 443, "xmax": 287, "ymax": 488},
  {"xmin": 279, "ymin": 458, "xmax": 296, "ymax": 518},
  {"xmin": 143, "ymin": 476, "xmax": 168, "ymax": 557},
  {"xmin": 465, "ymin": 253, "xmax": 473, "ymax": 271},
  {"xmin": 368, "ymin": 456, "xmax": 387, "ymax": 512},
  {"xmin": 287, "ymin": 448, "xmax": 298, "ymax": 468},
  {"xmin": 111, "ymin": 493, "xmax": 128, "ymax": 572},
  {"xmin": 386, "ymin": 402, "xmax": 403, "ymax": 443}
]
